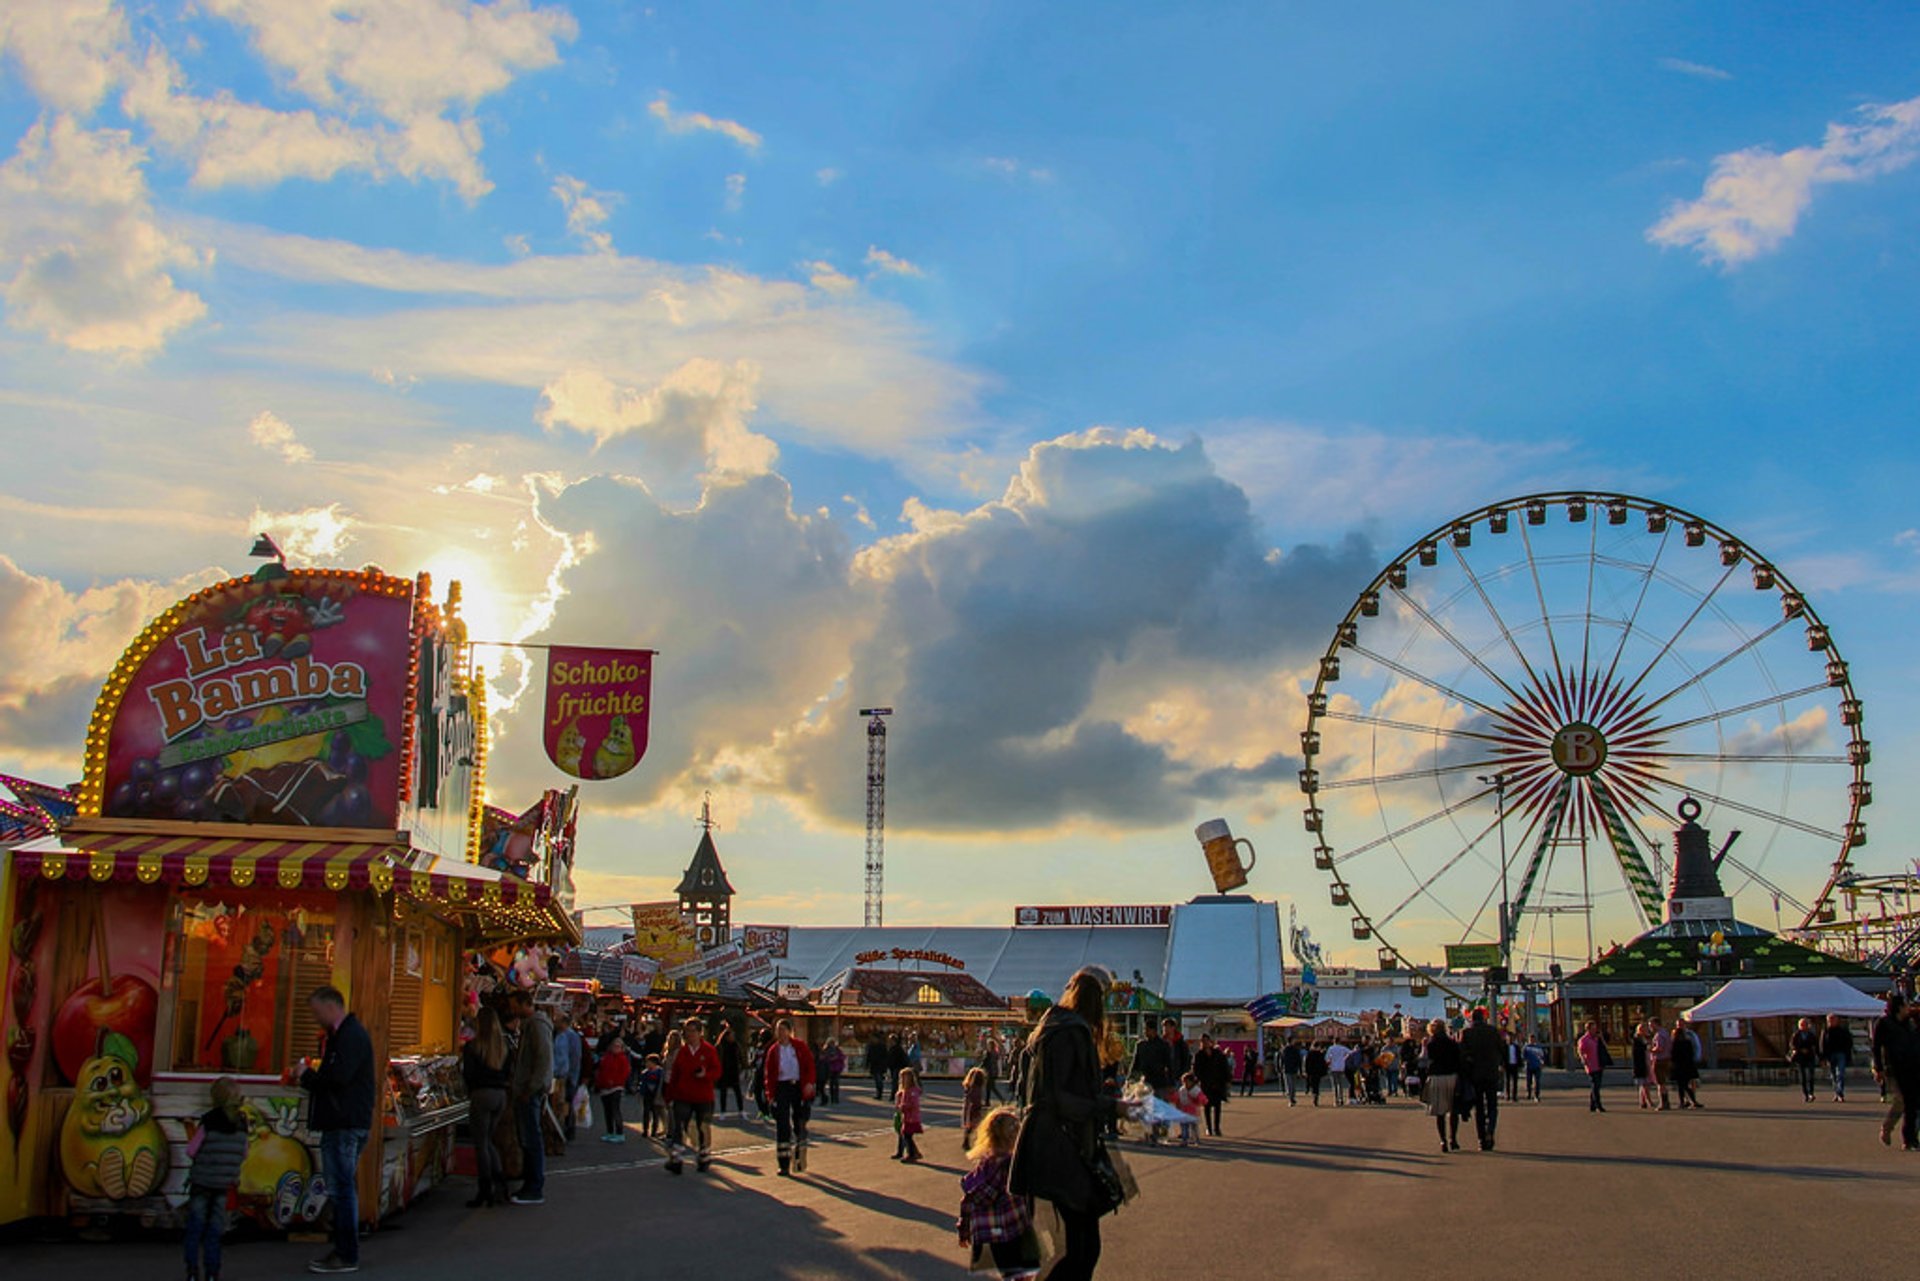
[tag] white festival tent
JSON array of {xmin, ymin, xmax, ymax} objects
[{"xmin": 1682, "ymin": 976, "xmax": 1885, "ymax": 1023}]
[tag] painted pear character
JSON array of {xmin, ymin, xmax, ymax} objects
[
  {"xmin": 555, "ymin": 718, "xmax": 587, "ymax": 777},
  {"xmin": 59, "ymin": 1031, "xmax": 168, "ymax": 1199},
  {"xmin": 594, "ymin": 714, "xmax": 637, "ymax": 778}
]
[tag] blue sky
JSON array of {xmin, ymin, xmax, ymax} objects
[{"xmin": 1, "ymin": 2, "xmax": 1916, "ymax": 964}]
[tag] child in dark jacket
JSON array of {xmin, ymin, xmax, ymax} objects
[{"xmin": 184, "ymin": 1077, "xmax": 248, "ymax": 1281}]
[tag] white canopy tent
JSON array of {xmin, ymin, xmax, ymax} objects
[{"xmin": 1682, "ymin": 976, "xmax": 1884, "ymax": 1022}]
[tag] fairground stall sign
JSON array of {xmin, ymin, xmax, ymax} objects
[
  {"xmin": 1014, "ymin": 904, "xmax": 1171, "ymax": 927},
  {"xmin": 854, "ymin": 947, "xmax": 967, "ymax": 970}
]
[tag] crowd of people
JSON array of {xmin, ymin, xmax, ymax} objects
[{"xmin": 169, "ymin": 976, "xmax": 1920, "ymax": 1281}]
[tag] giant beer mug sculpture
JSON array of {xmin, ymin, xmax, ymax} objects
[{"xmin": 1195, "ymin": 818, "xmax": 1256, "ymax": 893}]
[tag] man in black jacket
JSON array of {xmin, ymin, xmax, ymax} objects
[
  {"xmin": 297, "ymin": 985, "xmax": 375, "ymax": 1274},
  {"xmin": 1192, "ymin": 1034, "xmax": 1233, "ymax": 1136},
  {"xmin": 1459, "ymin": 1008, "xmax": 1507, "ymax": 1151}
]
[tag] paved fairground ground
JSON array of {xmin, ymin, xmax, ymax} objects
[{"xmin": 4, "ymin": 1074, "xmax": 1915, "ymax": 1279}]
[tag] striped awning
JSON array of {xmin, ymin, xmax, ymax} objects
[{"xmin": 8, "ymin": 830, "xmax": 551, "ymax": 908}]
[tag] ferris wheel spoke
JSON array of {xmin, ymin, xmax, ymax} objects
[
  {"xmin": 1457, "ymin": 789, "xmax": 1559, "ymax": 945},
  {"xmin": 1388, "ymin": 584, "xmax": 1532, "ymax": 708},
  {"xmin": 1616, "ymin": 559, "xmax": 1741, "ymax": 705},
  {"xmin": 1598, "ymin": 527, "xmax": 1672, "ymax": 694},
  {"xmin": 1651, "ymin": 683, "xmax": 1831, "ymax": 737},
  {"xmin": 1518, "ymin": 517, "xmax": 1566, "ymax": 681},
  {"xmin": 1334, "ymin": 786, "xmax": 1496, "ymax": 866},
  {"xmin": 1372, "ymin": 810, "xmax": 1506, "ymax": 931},
  {"xmin": 1346, "ymin": 644, "xmax": 1508, "ymax": 720},
  {"xmin": 1320, "ymin": 757, "xmax": 1508, "ymax": 791},
  {"xmin": 1447, "ymin": 541, "xmax": 1556, "ymax": 705},
  {"xmin": 1318, "ymin": 709, "xmax": 1511, "ymax": 745},
  {"xmin": 1719, "ymin": 850, "xmax": 1815, "ymax": 918},
  {"xmin": 1660, "ymin": 751, "xmax": 1850, "ymax": 765},
  {"xmin": 1642, "ymin": 777, "xmax": 1845, "ymax": 844},
  {"xmin": 1638, "ymin": 615, "xmax": 1797, "ymax": 717}
]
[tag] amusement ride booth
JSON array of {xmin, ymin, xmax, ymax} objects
[{"xmin": 0, "ymin": 562, "xmax": 579, "ymax": 1234}]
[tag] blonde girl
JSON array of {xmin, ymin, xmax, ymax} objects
[
  {"xmin": 958, "ymin": 1108, "xmax": 1035, "ymax": 1279},
  {"xmin": 962, "ymin": 1065, "xmax": 989, "ymax": 1150},
  {"xmin": 894, "ymin": 1066, "xmax": 925, "ymax": 1162}
]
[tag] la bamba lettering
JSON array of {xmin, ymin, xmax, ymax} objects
[{"xmin": 149, "ymin": 626, "xmax": 367, "ymax": 740}]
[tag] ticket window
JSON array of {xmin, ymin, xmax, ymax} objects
[{"xmin": 168, "ymin": 894, "xmax": 337, "ymax": 1074}]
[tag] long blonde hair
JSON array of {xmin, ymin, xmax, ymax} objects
[
  {"xmin": 473, "ymin": 1007, "xmax": 508, "ymax": 1071},
  {"xmin": 966, "ymin": 1107, "xmax": 1020, "ymax": 1162}
]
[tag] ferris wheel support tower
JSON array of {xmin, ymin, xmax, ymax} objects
[{"xmin": 861, "ymin": 707, "xmax": 894, "ymax": 927}]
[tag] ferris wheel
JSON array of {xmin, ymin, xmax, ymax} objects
[{"xmin": 1298, "ymin": 492, "xmax": 1867, "ymax": 989}]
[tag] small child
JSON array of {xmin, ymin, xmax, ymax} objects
[
  {"xmin": 1174, "ymin": 1072, "xmax": 1205, "ymax": 1146},
  {"xmin": 894, "ymin": 1067, "xmax": 925, "ymax": 1163},
  {"xmin": 183, "ymin": 1077, "xmax": 248, "ymax": 1281},
  {"xmin": 639, "ymin": 1053, "xmax": 665, "ymax": 1137},
  {"xmin": 956, "ymin": 1108, "xmax": 1038, "ymax": 1280},
  {"xmin": 595, "ymin": 1031, "xmax": 632, "ymax": 1142},
  {"xmin": 961, "ymin": 1066, "xmax": 989, "ymax": 1151}
]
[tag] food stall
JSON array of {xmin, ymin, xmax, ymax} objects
[
  {"xmin": 818, "ymin": 960, "xmax": 1025, "ymax": 1078},
  {"xmin": 0, "ymin": 563, "xmax": 579, "ymax": 1234}
]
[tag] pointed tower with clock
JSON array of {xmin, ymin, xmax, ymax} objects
[{"xmin": 676, "ymin": 796, "xmax": 736, "ymax": 950}]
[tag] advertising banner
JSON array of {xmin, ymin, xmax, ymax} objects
[
  {"xmin": 741, "ymin": 925, "xmax": 790, "ymax": 958},
  {"xmin": 1444, "ymin": 942, "xmax": 1504, "ymax": 971},
  {"xmin": 629, "ymin": 902, "xmax": 700, "ymax": 968},
  {"xmin": 1013, "ymin": 904, "xmax": 1171, "ymax": 927},
  {"xmin": 98, "ymin": 573, "xmax": 414, "ymax": 827},
  {"xmin": 544, "ymin": 647, "xmax": 653, "ymax": 779},
  {"xmin": 619, "ymin": 955, "xmax": 660, "ymax": 999}
]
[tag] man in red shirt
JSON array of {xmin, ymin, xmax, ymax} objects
[
  {"xmin": 665, "ymin": 1017, "xmax": 722, "ymax": 1175},
  {"xmin": 762, "ymin": 1018, "xmax": 817, "ymax": 1176}
]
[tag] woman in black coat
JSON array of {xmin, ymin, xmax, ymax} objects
[{"xmin": 1011, "ymin": 968, "xmax": 1122, "ymax": 1281}]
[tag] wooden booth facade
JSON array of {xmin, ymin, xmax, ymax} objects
[{"xmin": 0, "ymin": 565, "xmax": 578, "ymax": 1233}]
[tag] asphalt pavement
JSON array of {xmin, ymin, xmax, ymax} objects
[{"xmin": 3, "ymin": 1075, "xmax": 1914, "ymax": 1278}]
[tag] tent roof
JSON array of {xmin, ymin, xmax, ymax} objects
[{"xmin": 1683, "ymin": 976, "xmax": 1887, "ymax": 1022}]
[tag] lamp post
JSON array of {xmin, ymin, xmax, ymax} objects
[{"xmin": 1479, "ymin": 772, "xmax": 1512, "ymax": 1011}]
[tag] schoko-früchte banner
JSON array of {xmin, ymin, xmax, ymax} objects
[{"xmin": 543, "ymin": 646, "xmax": 653, "ymax": 779}]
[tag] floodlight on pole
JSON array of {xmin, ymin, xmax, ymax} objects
[{"xmin": 860, "ymin": 707, "xmax": 894, "ymax": 927}]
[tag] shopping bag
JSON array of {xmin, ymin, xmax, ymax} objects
[{"xmin": 572, "ymin": 1084, "xmax": 592, "ymax": 1127}]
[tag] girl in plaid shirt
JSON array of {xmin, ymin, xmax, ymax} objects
[{"xmin": 957, "ymin": 1109, "xmax": 1038, "ymax": 1279}]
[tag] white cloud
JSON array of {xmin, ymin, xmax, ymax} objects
[
  {"xmin": 1657, "ymin": 57, "xmax": 1732, "ymax": 82},
  {"xmin": 980, "ymin": 156, "xmax": 1053, "ymax": 183},
  {"xmin": 724, "ymin": 171, "xmax": 746, "ymax": 213},
  {"xmin": 122, "ymin": 45, "xmax": 512, "ymax": 198},
  {"xmin": 648, "ymin": 95, "xmax": 763, "ymax": 152},
  {"xmin": 0, "ymin": 115, "xmax": 208, "ymax": 354},
  {"xmin": 815, "ymin": 167, "xmax": 842, "ymax": 186},
  {"xmin": 1202, "ymin": 419, "xmax": 1584, "ymax": 540},
  {"xmin": 0, "ymin": 553, "xmax": 223, "ymax": 766},
  {"xmin": 248, "ymin": 502, "xmax": 358, "ymax": 562},
  {"xmin": 200, "ymin": 221, "xmax": 985, "ymax": 461},
  {"xmin": 535, "ymin": 358, "xmax": 779, "ymax": 482},
  {"xmin": 865, "ymin": 245, "xmax": 923, "ymax": 277},
  {"xmin": 0, "ymin": 0, "xmax": 128, "ymax": 115},
  {"xmin": 802, "ymin": 260, "xmax": 857, "ymax": 294},
  {"xmin": 200, "ymin": 0, "xmax": 576, "ymax": 116},
  {"xmin": 247, "ymin": 409, "xmax": 314, "ymax": 463},
  {"xmin": 552, "ymin": 173, "xmax": 616, "ymax": 253},
  {"xmin": 1648, "ymin": 93, "xmax": 1920, "ymax": 267},
  {"xmin": 122, "ymin": 0, "xmax": 577, "ymax": 199}
]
